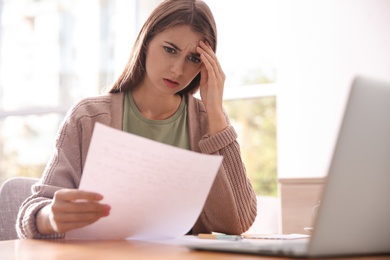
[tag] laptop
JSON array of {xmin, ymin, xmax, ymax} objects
[{"xmin": 188, "ymin": 76, "xmax": 390, "ymax": 258}]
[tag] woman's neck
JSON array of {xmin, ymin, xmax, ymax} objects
[{"xmin": 131, "ymin": 87, "xmax": 182, "ymax": 120}]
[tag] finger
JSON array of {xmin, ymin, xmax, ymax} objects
[
  {"xmin": 199, "ymin": 64, "xmax": 208, "ymax": 86},
  {"xmin": 50, "ymin": 204, "xmax": 110, "ymax": 233},
  {"xmin": 52, "ymin": 200, "xmax": 110, "ymax": 214},
  {"xmin": 68, "ymin": 201, "xmax": 110, "ymax": 213},
  {"xmin": 54, "ymin": 189, "xmax": 104, "ymax": 202},
  {"xmin": 198, "ymin": 41, "xmax": 223, "ymax": 75},
  {"xmin": 199, "ymin": 41, "xmax": 215, "ymax": 57},
  {"xmin": 197, "ymin": 44, "xmax": 218, "ymax": 76},
  {"xmin": 200, "ymin": 52, "xmax": 216, "ymax": 78},
  {"xmin": 53, "ymin": 207, "xmax": 110, "ymax": 223},
  {"xmin": 198, "ymin": 46, "xmax": 223, "ymax": 82},
  {"xmin": 52, "ymin": 216, "xmax": 104, "ymax": 233}
]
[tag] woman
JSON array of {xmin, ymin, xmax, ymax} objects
[{"xmin": 17, "ymin": 0, "xmax": 257, "ymax": 239}]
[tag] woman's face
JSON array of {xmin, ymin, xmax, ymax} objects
[{"xmin": 143, "ymin": 24, "xmax": 203, "ymax": 96}]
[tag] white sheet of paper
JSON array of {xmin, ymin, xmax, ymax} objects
[
  {"xmin": 66, "ymin": 122, "xmax": 223, "ymax": 240},
  {"xmin": 243, "ymin": 234, "xmax": 310, "ymax": 240}
]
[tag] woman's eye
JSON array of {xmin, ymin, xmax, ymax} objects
[
  {"xmin": 164, "ymin": 46, "xmax": 176, "ymax": 54},
  {"xmin": 189, "ymin": 55, "xmax": 201, "ymax": 64}
]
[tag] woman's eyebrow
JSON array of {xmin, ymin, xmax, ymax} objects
[
  {"xmin": 164, "ymin": 41, "xmax": 200, "ymax": 57},
  {"xmin": 164, "ymin": 41, "xmax": 181, "ymax": 51}
]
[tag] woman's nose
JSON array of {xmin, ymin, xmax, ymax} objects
[{"xmin": 170, "ymin": 58, "xmax": 185, "ymax": 76}]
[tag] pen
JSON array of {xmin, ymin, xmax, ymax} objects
[{"xmin": 198, "ymin": 233, "xmax": 243, "ymax": 241}]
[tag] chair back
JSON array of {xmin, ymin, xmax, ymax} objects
[{"xmin": 0, "ymin": 177, "xmax": 38, "ymax": 240}]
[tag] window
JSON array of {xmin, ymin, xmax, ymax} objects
[
  {"xmin": 0, "ymin": 0, "xmax": 278, "ymax": 196},
  {"xmin": 224, "ymin": 93, "xmax": 277, "ymax": 196},
  {"xmin": 205, "ymin": 0, "xmax": 278, "ymax": 196}
]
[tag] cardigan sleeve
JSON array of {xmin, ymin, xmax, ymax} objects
[
  {"xmin": 193, "ymin": 125, "xmax": 257, "ymax": 235},
  {"xmin": 16, "ymin": 103, "xmax": 87, "ymax": 239},
  {"xmin": 16, "ymin": 95, "xmax": 114, "ymax": 239}
]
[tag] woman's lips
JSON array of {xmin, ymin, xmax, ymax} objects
[{"xmin": 163, "ymin": 78, "xmax": 179, "ymax": 88}]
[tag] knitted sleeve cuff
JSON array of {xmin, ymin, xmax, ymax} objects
[
  {"xmin": 198, "ymin": 125, "xmax": 238, "ymax": 154},
  {"xmin": 21, "ymin": 200, "xmax": 65, "ymax": 239}
]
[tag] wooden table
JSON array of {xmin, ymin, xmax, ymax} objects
[{"xmin": 0, "ymin": 239, "xmax": 389, "ymax": 260}]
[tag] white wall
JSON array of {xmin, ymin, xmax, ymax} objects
[{"xmin": 277, "ymin": 0, "xmax": 390, "ymax": 178}]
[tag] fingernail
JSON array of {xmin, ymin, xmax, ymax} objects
[{"xmin": 103, "ymin": 206, "xmax": 111, "ymax": 216}]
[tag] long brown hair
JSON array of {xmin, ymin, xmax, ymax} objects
[{"xmin": 107, "ymin": 0, "xmax": 217, "ymax": 95}]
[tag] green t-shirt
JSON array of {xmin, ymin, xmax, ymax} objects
[{"xmin": 123, "ymin": 91, "xmax": 190, "ymax": 150}]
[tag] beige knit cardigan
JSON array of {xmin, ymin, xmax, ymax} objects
[{"xmin": 16, "ymin": 92, "xmax": 257, "ymax": 239}]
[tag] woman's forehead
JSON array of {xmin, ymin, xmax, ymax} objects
[{"xmin": 153, "ymin": 25, "xmax": 204, "ymax": 47}]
